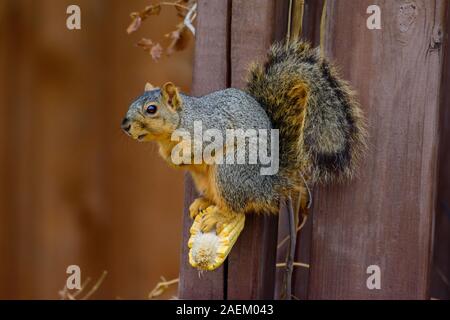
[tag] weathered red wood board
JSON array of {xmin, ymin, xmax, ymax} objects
[
  {"xmin": 308, "ymin": 0, "xmax": 446, "ymax": 299},
  {"xmin": 226, "ymin": 0, "xmax": 287, "ymax": 300},
  {"xmin": 179, "ymin": 0, "xmax": 289, "ymax": 299},
  {"xmin": 275, "ymin": 0, "xmax": 324, "ymax": 300},
  {"xmin": 178, "ymin": 0, "xmax": 231, "ymax": 300},
  {"xmin": 291, "ymin": 0, "xmax": 324, "ymax": 300}
]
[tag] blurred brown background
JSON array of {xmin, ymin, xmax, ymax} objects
[{"xmin": 0, "ymin": 0, "xmax": 194, "ymax": 299}]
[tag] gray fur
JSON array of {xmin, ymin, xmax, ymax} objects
[{"xmin": 178, "ymin": 89, "xmax": 281, "ymax": 212}]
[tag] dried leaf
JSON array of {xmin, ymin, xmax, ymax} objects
[
  {"xmin": 136, "ymin": 38, "xmax": 154, "ymax": 50},
  {"xmin": 174, "ymin": 6, "xmax": 189, "ymax": 18},
  {"xmin": 166, "ymin": 24, "xmax": 190, "ymax": 55},
  {"xmin": 127, "ymin": 1, "xmax": 196, "ymax": 62},
  {"xmin": 130, "ymin": 12, "xmax": 140, "ymax": 19},
  {"xmin": 175, "ymin": 0, "xmax": 195, "ymax": 18},
  {"xmin": 150, "ymin": 43, "xmax": 163, "ymax": 61},
  {"xmin": 127, "ymin": 4, "xmax": 161, "ymax": 34},
  {"xmin": 127, "ymin": 16, "xmax": 142, "ymax": 34},
  {"xmin": 143, "ymin": 4, "xmax": 162, "ymax": 17}
]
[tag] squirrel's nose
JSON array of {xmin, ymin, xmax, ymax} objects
[{"xmin": 121, "ymin": 117, "xmax": 131, "ymax": 133}]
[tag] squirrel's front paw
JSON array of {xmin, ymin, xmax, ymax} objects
[
  {"xmin": 189, "ymin": 197, "xmax": 211, "ymax": 219},
  {"xmin": 201, "ymin": 207, "xmax": 227, "ymax": 233}
]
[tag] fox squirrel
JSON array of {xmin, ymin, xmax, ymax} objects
[{"xmin": 121, "ymin": 41, "xmax": 366, "ymax": 233}]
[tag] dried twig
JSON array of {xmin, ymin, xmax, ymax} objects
[
  {"xmin": 148, "ymin": 277, "xmax": 180, "ymax": 299},
  {"xmin": 127, "ymin": 0, "xmax": 197, "ymax": 61},
  {"xmin": 183, "ymin": 2, "xmax": 197, "ymax": 35},
  {"xmin": 160, "ymin": 1, "xmax": 191, "ymax": 11},
  {"xmin": 276, "ymin": 262, "xmax": 310, "ymax": 268},
  {"xmin": 71, "ymin": 277, "xmax": 92, "ymax": 299},
  {"xmin": 277, "ymin": 213, "xmax": 307, "ymax": 249},
  {"xmin": 81, "ymin": 271, "xmax": 108, "ymax": 300},
  {"xmin": 59, "ymin": 271, "xmax": 107, "ymax": 300},
  {"xmin": 290, "ymin": 0, "xmax": 305, "ymax": 41},
  {"xmin": 320, "ymin": 0, "xmax": 328, "ymax": 57},
  {"xmin": 285, "ymin": 197, "xmax": 296, "ymax": 300}
]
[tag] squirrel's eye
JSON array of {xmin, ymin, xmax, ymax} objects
[{"xmin": 145, "ymin": 104, "xmax": 158, "ymax": 114}]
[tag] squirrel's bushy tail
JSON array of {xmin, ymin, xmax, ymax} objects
[{"xmin": 246, "ymin": 40, "xmax": 367, "ymax": 185}]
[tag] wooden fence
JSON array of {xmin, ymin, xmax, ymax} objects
[{"xmin": 179, "ymin": 0, "xmax": 450, "ymax": 300}]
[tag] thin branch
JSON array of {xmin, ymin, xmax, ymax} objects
[
  {"xmin": 320, "ymin": 0, "xmax": 328, "ymax": 57},
  {"xmin": 59, "ymin": 277, "xmax": 92, "ymax": 300},
  {"xmin": 291, "ymin": 0, "xmax": 305, "ymax": 40},
  {"xmin": 184, "ymin": 3, "xmax": 197, "ymax": 35},
  {"xmin": 277, "ymin": 213, "xmax": 308, "ymax": 249},
  {"xmin": 148, "ymin": 277, "xmax": 180, "ymax": 299},
  {"xmin": 81, "ymin": 271, "xmax": 108, "ymax": 300},
  {"xmin": 285, "ymin": 197, "xmax": 296, "ymax": 300},
  {"xmin": 160, "ymin": 2, "xmax": 191, "ymax": 11},
  {"xmin": 71, "ymin": 277, "xmax": 92, "ymax": 299},
  {"xmin": 276, "ymin": 262, "xmax": 310, "ymax": 269},
  {"xmin": 59, "ymin": 271, "xmax": 107, "ymax": 300},
  {"xmin": 286, "ymin": 0, "xmax": 293, "ymax": 46},
  {"xmin": 299, "ymin": 171, "xmax": 312, "ymax": 209}
]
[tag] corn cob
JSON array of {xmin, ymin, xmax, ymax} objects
[{"xmin": 188, "ymin": 207, "xmax": 245, "ymax": 271}]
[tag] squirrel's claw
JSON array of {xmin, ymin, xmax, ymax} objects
[
  {"xmin": 201, "ymin": 212, "xmax": 219, "ymax": 232},
  {"xmin": 189, "ymin": 197, "xmax": 211, "ymax": 220},
  {"xmin": 200, "ymin": 206, "xmax": 228, "ymax": 233}
]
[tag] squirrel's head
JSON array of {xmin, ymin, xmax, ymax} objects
[{"xmin": 121, "ymin": 82, "xmax": 182, "ymax": 142}]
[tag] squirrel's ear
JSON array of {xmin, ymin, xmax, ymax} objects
[
  {"xmin": 161, "ymin": 82, "xmax": 182, "ymax": 111},
  {"xmin": 144, "ymin": 82, "xmax": 155, "ymax": 91}
]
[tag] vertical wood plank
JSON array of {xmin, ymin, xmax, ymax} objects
[
  {"xmin": 230, "ymin": 0, "xmax": 277, "ymax": 89},
  {"xmin": 292, "ymin": 0, "xmax": 325, "ymax": 300},
  {"xmin": 302, "ymin": 0, "xmax": 324, "ymax": 45},
  {"xmin": 308, "ymin": 0, "xmax": 446, "ymax": 299},
  {"xmin": 431, "ymin": 1, "xmax": 450, "ymax": 300},
  {"xmin": 226, "ymin": 0, "xmax": 287, "ymax": 300},
  {"xmin": 178, "ymin": 0, "xmax": 231, "ymax": 299},
  {"xmin": 274, "ymin": 0, "xmax": 324, "ymax": 300}
]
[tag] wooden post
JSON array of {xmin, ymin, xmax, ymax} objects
[
  {"xmin": 307, "ymin": 0, "xmax": 447, "ymax": 299},
  {"xmin": 179, "ymin": 0, "xmax": 288, "ymax": 299},
  {"xmin": 178, "ymin": 0, "xmax": 231, "ymax": 299},
  {"xmin": 226, "ymin": 0, "xmax": 288, "ymax": 300},
  {"xmin": 287, "ymin": 0, "xmax": 324, "ymax": 300},
  {"xmin": 274, "ymin": 0, "xmax": 319, "ymax": 300}
]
